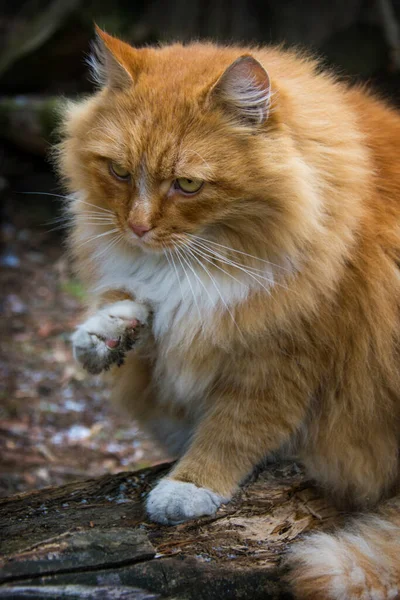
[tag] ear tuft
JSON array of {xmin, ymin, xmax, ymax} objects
[
  {"xmin": 87, "ymin": 25, "xmax": 134, "ymax": 90},
  {"xmin": 211, "ymin": 55, "xmax": 271, "ymax": 125}
]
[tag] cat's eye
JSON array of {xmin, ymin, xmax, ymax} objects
[
  {"xmin": 174, "ymin": 177, "xmax": 203, "ymax": 194},
  {"xmin": 109, "ymin": 160, "xmax": 130, "ymax": 181}
]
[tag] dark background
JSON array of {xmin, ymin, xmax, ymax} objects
[{"xmin": 0, "ymin": 0, "xmax": 399, "ymax": 498}]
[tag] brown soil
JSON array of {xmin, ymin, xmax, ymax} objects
[{"xmin": 0, "ymin": 155, "xmax": 166, "ymax": 498}]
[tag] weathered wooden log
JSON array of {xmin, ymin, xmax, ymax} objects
[{"xmin": 0, "ymin": 461, "xmax": 342, "ymax": 599}]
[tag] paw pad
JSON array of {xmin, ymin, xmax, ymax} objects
[{"xmin": 72, "ymin": 300, "xmax": 150, "ymax": 374}]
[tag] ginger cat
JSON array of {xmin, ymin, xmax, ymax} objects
[{"xmin": 57, "ymin": 27, "xmax": 400, "ymax": 599}]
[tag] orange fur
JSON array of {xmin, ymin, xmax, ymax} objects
[{"xmin": 57, "ymin": 29, "xmax": 400, "ymax": 599}]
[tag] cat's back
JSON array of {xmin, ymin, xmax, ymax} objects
[
  {"xmin": 347, "ymin": 87, "xmax": 400, "ymax": 203},
  {"xmin": 261, "ymin": 46, "xmax": 400, "ymax": 238}
]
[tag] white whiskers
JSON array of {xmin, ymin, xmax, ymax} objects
[
  {"xmin": 184, "ymin": 238, "xmax": 273, "ymax": 296},
  {"xmin": 179, "ymin": 245, "xmax": 218, "ymax": 309},
  {"xmin": 160, "ymin": 230, "xmax": 295, "ymax": 342},
  {"xmin": 165, "ymin": 236, "xmax": 245, "ymax": 340},
  {"xmin": 92, "ymin": 232, "xmax": 125, "ymax": 261},
  {"xmin": 188, "ymin": 233, "xmax": 291, "ymax": 273},
  {"xmin": 186, "ymin": 234, "xmax": 290, "ymax": 292},
  {"xmin": 46, "ymin": 213, "xmax": 116, "ymax": 232},
  {"xmin": 23, "ymin": 192, "xmax": 116, "ymax": 233},
  {"xmin": 163, "ymin": 245, "xmax": 185, "ymax": 307},
  {"xmin": 174, "ymin": 246, "xmax": 203, "ymax": 326},
  {"xmin": 74, "ymin": 199, "xmax": 114, "ymax": 215},
  {"xmin": 183, "ymin": 240, "xmax": 247, "ymax": 293},
  {"xmin": 76, "ymin": 227, "xmax": 120, "ymax": 249}
]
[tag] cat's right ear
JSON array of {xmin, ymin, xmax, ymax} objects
[
  {"xmin": 209, "ymin": 55, "xmax": 271, "ymax": 126},
  {"xmin": 88, "ymin": 25, "xmax": 136, "ymax": 90}
]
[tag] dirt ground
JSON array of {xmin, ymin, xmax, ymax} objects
[{"xmin": 0, "ymin": 145, "xmax": 167, "ymax": 498}]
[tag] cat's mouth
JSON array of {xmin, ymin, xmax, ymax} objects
[{"xmin": 123, "ymin": 226, "xmax": 184, "ymax": 254}]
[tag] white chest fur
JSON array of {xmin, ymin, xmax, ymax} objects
[
  {"xmin": 93, "ymin": 243, "xmax": 252, "ymax": 341},
  {"xmin": 90, "ymin": 242, "xmax": 250, "ymax": 406},
  {"xmin": 90, "ymin": 237, "xmax": 278, "ymax": 409}
]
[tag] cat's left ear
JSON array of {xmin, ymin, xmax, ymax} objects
[
  {"xmin": 89, "ymin": 25, "xmax": 136, "ymax": 90},
  {"xmin": 210, "ymin": 55, "xmax": 271, "ymax": 126}
]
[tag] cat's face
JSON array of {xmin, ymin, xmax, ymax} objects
[
  {"xmin": 65, "ymin": 92, "xmax": 260, "ymax": 253},
  {"xmin": 59, "ymin": 30, "xmax": 287, "ymax": 256}
]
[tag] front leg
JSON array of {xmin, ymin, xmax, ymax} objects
[
  {"xmin": 72, "ymin": 298, "xmax": 150, "ymax": 374},
  {"xmin": 146, "ymin": 385, "xmax": 309, "ymax": 524}
]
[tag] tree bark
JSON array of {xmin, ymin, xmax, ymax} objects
[{"xmin": 0, "ymin": 461, "xmax": 341, "ymax": 599}]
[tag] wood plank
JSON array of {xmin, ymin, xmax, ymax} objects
[
  {"xmin": 0, "ymin": 461, "xmax": 342, "ymax": 599},
  {"xmin": 0, "ymin": 585, "xmax": 162, "ymax": 599}
]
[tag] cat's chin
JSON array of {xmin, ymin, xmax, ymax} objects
[
  {"xmin": 124, "ymin": 231, "xmax": 191, "ymax": 255},
  {"xmin": 124, "ymin": 235, "xmax": 167, "ymax": 255}
]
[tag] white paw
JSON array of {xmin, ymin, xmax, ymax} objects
[
  {"xmin": 146, "ymin": 478, "xmax": 226, "ymax": 525},
  {"xmin": 72, "ymin": 300, "xmax": 150, "ymax": 374}
]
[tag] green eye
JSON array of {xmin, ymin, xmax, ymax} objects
[
  {"xmin": 174, "ymin": 177, "xmax": 203, "ymax": 194},
  {"xmin": 109, "ymin": 160, "xmax": 130, "ymax": 180}
]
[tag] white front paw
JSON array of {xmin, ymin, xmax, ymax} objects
[
  {"xmin": 72, "ymin": 300, "xmax": 149, "ymax": 374},
  {"xmin": 146, "ymin": 478, "xmax": 226, "ymax": 525}
]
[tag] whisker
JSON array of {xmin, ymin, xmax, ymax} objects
[
  {"xmin": 75, "ymin": 218, "xmax": 116, "ymax": 224},
  {"xmin": 74, "ymin": 199, "xmax": 114, "ymax": 215},
  {"xmin": 187, "ymin": 238, "xmax": 275, "ymax": 293},
  {"xmin": 178, "ymin": 246, "xmax": 218, "ymax": 309},
  {"xmin": 46, "ymin": 222, "xmax": 74, "ymax": 233},
  {"xmin": 47, "ymin": 214, "xmax": 115, "ymax": 225},
  {"xmin": 19, "ymin": 191, "xmax": 72, "ymax": 201},
  {"xmin": 187, "ymin": 237, "xmax": 290, "ymax": 292},
  {"xmin": 46, "ymin": 219, "xmax": 115, "ymax": 233},
  {"xmin": 188, "ymin": 233, "xmax": 292, "ymax": 273},
  {"xmin": 178, "ymin": 239, "xmax": 245, "ymax": 341},
  {"xmin": 179, "ymin": 148, "xmax": 215, "ymax": 178},
  {"xmin": 20, "ymin": 192, "xmax": 114, "ymax": 216},
  {"xmin": 174, "ymin": 246, "xmax": 203, "ymax": 326},
  {"xmin": 163, "ymin": 245, "xmax": 185, "ymax": 307},
  {"xmin": 188, "ymin": 237, "xmax": 274, "ymax": 276},
  {"xmin": 76, "ymin": 228, "xmax": 120, "ymax": 249},
  {"xmin": 48, "ymin": 220, "xmax": 116, "ymax": 233},
  {"xmin": 92, "ymin": 232, "xmax": 124, "ymax": 261},
  {"xmin": 182, "ymin": 240, "xmax": 248, "ymax": 291},
  {"xmin": 46, "ymin": 214, "xmax": 74, "ymax": 224}
]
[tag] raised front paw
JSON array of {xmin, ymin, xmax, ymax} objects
[
  {"xmin": 72, "ymin": 300, "xmax": 150, "ymax": 375},
  {"xmin": 146, "ymin": 478, "xmax": 226, "ymax": 525}
]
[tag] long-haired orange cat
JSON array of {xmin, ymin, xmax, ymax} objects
[{"xmin": 57, "ymin": 26, "xmax": 400, "ymax": 599}]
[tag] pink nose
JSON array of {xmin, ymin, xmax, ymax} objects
[{"xmin": 129, "ymin": 223, "xmax": 152, "ymax": 237}]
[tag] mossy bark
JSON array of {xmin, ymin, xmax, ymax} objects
[{"xmin": 0, "ymin": 461, "xmax": 341, "ymax": 599}]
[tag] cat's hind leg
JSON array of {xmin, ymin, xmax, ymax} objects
[
  {"xmin": 301, "ymin": 412, "xmax": 399, "ymax": 509},
  {"xmin": 288, "ymin": 425, "xmax": 400, "ymax": 600}
]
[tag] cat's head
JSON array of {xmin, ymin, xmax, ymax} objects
[{"xmin": 57, "ymin": 28, "xmax": 314, "ymax": 261}]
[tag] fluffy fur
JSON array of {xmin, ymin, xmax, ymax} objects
[{"xmin": 57, "ymin": 28, "xmax": 400, "ymax": 599}]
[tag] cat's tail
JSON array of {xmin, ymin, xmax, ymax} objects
[{"xmin": 286, "ymin": 498, "xmax": 400, "ymax": 600}]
